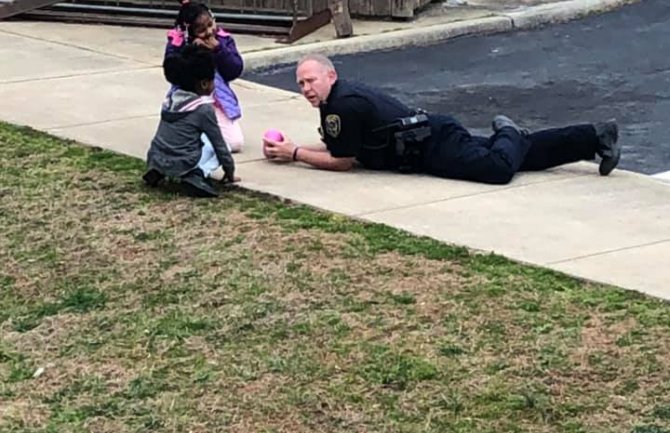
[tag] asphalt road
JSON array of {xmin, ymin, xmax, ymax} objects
[{"xmin": 246, "ymin": 0, "xmax": 670, "ymax": 176}]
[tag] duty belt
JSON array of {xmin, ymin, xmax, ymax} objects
[{"xmin": 373, "ymin": 111, "xmax": 432, "ymax": 173}]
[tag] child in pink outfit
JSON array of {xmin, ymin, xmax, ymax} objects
[{"xmin": 165, "ymin": 1, "xmax": 245, "ymax": 152}]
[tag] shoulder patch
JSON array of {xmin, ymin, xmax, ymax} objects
[{"xmin": 325, "ymin": 114, "xmax": 341, "ymax": 138}]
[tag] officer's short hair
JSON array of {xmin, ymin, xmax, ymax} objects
[{"xmin": 297, "ymin": 54, "xmax": 335, "ymax": 72}]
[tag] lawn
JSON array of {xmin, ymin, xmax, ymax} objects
[{"xmin": 1, "ymin": 122, "xmax": 669, "ymax": 433}]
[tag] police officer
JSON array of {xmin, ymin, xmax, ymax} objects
[{"xmin": 262, "ymin": 54, "xmax": 621, "ymax": 184}]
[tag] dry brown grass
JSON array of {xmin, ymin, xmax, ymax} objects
[{"xmin": 2, "ymin": 122, "xmax": 670, "ymax": 433}]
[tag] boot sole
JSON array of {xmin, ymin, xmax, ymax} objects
[
  {"xmin": 598, "ymin": 123, "xmax": 620, "ymax": 176},
  {"xmin": 142, "ymin": 169, "xmax": 164, "ymax": 187},
  {"xmin": 181, "ymin": 180, "xmax": 219, "ymax": 197}
]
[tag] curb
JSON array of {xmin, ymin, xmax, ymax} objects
[
  {"xmin": 506, "ymin": 0, "xmax": 638, "ymax": 29},
  {"xmin": 244, "ymin": 0, "xmax": 637, "ymax": 71},
  {"xmin": 244, "ymin": 16, "xmax": 511, "ymax": 71}
]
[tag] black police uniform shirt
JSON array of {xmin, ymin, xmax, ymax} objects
[{"xmin": 319, "ymin": 80, "xmax": 414, "ymax": 170}]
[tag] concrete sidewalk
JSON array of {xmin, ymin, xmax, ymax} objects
[{"xmin": 2, "ymin": 0, "xmax": 669, "ymax": 301}]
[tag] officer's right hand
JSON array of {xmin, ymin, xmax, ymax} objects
[{"xmin": 263, "ymin": 136, "xmax": 296, "ymax": 162}]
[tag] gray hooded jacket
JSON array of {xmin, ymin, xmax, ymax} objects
[{"xmin": 147, "ymin": 89, "xmax": 235, "ymax": 178}]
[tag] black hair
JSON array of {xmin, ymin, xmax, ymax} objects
[
  {"xmin": 174, "ymin": 1, "xmax": 213, "ymax": 41},
  {"xmin": 163, "ymin": 44, "xmax": 215, "ymax": 93}
]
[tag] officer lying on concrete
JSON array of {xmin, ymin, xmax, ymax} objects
[{"xmin": 262, "ymin": 54, "xmax": 621, "ymax": 184}]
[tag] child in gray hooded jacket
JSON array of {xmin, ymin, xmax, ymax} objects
[{"xmin": 143, "ymin": 45, "xmax": 237, "ymax": 197}]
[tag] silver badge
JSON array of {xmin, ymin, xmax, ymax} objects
[{"xmin": 325, "ymin": 114, "xmax": 341, "ymax": 138}]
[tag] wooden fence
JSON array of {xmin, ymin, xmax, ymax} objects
[
  {"xmin": 60, "ymin": 0, "xmax": 430, "ymax": 18},
  {"xmin": 349, "ymin": 0, "xmax": 431, "ymax": 18}
]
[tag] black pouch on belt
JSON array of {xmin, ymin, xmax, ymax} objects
[{"xmin": 391, "ymin": 113, "xmax": 432, "ymax": 173}]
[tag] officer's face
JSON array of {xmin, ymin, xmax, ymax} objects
[{"xmin": 296, "ymin": 60, "xmax": 337, "ymax": 107}]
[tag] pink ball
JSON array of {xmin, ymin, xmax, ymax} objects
[
  {"xmin": 263, "ymin": 128, "xmax": 284, "ymax": 142},
  {"xmin": 263, "ymin": 129, "xmax": 283, "ymax": 159}
]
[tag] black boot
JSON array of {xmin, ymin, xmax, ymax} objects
[
  {"xmin": 142, "ymin": 168, "xmax": 164, "ymax": 187},
  {"xmin": 594, "ymin": 122, "xmax": 620, "ymax": 176},
  {"xmin": 181, "ymin": 169, "xmax": 218, "ymax": 198}
]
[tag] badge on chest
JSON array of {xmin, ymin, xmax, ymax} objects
[{"xmin": 325, "ymin": 114, "xmax": 341, "ymax": 138}]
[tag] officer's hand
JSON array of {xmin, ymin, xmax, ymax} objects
[{"xmin": 263, "ymin": 136, "xmax": 296, "ymax": 162}]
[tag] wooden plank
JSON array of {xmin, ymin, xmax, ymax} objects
[
  {"xmin": 7, "ymin": 0, "xmax": 406, "ymax": 21},
  {"xmin": 327, "ymin": 0, "xmax": 351, "ymax": 38},
  {"xmin": 47, "ymin": 0, "xmax": 314, "ymax": 15},
  {"xmin": 390, "ymin": 0, "xmax": 414, "ymax": 18},
  {"xmin": 0, "ymin": 0, "xmax": 61, "ymax": 19},
  {"xmin": 33, "ymin": 1, "xmax": 301, "ymax": 20},
  {"xmin": 347, "ymin": 0, "xmax": 368, "ymax": 17},
  {"xmin": 47, "ymin": 0, "xmax": 331, "ymax": 15},
  {"xmin": 312, "ymin": 0, "xmax": 329, "ymax": 13},
  {"xmin": 369, "ymin": 0, "xmax": 389, "ymax": 18},
  {"xmin": 221, "ymin": 0, "xmax": 244, "ymax": 9},
  {"xmin": 298, "ymin": 0, "xmax": 310, "ymax": 16},
  {"xmin": 281, "ymin": 6, "xmax": 329, "ymax": 42},
  {"xmin": 19, "ymin": 8, "xmax": 292, "ymax": 33}
]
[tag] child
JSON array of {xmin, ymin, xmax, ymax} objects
[
  {"xmin": 143, "ymin": 45, "xmax": 237, "ymax": 198},
  {"xmin": 165, "ymin": 1, "xmax": 245, "ymax": 153}
]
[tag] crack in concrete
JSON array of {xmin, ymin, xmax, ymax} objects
[
  {"xmin": 45, "ymin": 113, "xmax": 158, "ymax": 131},
  {"xmin": 547, "ymin": 238, "xmax": 670, "ymax": 264},
  {"xmin": 0, "ymin": 66, "xmax": 159, "ymax": 85},
  {"xmin": 0, "ymin": 27, "xmax": 158, "ymax": 66},
  {"xmin": 354, "ymin": 172, "xmax": 590, "ymax": 217}
]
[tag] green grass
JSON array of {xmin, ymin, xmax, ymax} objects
[{"xmin": 1, "ymin": 121, "xmax": 669, "ymax": 433}]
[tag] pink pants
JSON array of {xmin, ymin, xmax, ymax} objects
[{"xmin": 214, "ymin": 105, "xmax": 244, "ymax": 153}]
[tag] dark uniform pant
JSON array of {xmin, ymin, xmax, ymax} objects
[{"xmin": 421, "ymin": 115, "xmax": 598, "ymax": 184}]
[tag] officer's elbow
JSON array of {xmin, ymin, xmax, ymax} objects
[{"xmin": 482, "ymin": 154, "xmax": 516, "ymax": 184}]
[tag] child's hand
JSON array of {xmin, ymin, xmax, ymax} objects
[
  {"xmin": 194, "ymin": 34, "xmax": 220, "ymax": 50},
  {"xmin": 225, "ymin": 173, "xmax": 240, "ymax": 183}
]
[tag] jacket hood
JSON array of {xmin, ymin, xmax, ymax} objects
[{"xmin": 161, "ymin": 88, "xmax": 214, "ymax": 122}]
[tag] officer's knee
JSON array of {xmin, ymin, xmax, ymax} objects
[
  {"xmin": 461, "ymin": 166, "xmax": 514, "ymax": 184},
  {"xmin": 485, "ymin": 172, "xmax": 514, "ymax": 184},
  {"xmin": 482, "ymin": 156, "xmax": 516, "ymax": 184}
]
